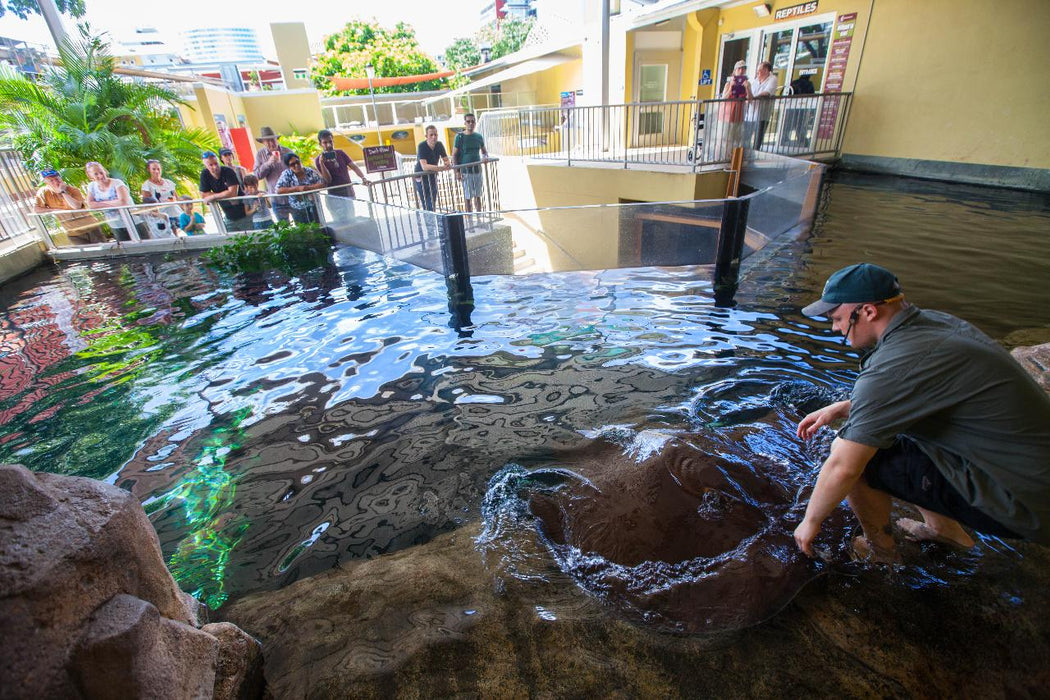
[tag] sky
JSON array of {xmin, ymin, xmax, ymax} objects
[{"xmin": 0, "ymin": 0, "xmax": 483, "ymax": 58}]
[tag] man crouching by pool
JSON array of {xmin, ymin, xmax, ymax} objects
[{"xmin": 793, "ymin": 263, "xmax": 1050, "ymax": 563}]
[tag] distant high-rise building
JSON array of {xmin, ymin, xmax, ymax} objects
[
  {"xmin": 181, "ymin": 27, "xmax": 264, "ymax": 64},
  {"xmin": 116, "ymin": 27, "xmax": 182, "ymax": 68}
]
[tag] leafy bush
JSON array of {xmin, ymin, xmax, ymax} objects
[
  {"xmin": 279, "ymin": 130, "xmax": 322, "ymax": 164},
  {"xmin": 202, "ymin": 221, "xmax": 331, "ymax": 275}
]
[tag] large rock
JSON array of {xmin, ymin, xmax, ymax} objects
[
  {"xmin": 0, "ymin": 464, "xmax": 262, "ymax": 699},
  {"xmin": 72, "ymin": 594, "xmax": 218, "ymax": 699},
  {"xmin": 202, "ymin": 623, "xmax": 264, "ymax": 700}
]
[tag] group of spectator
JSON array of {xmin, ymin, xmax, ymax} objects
[
  {"xmin": 33, "ymin": 125, "xmax": 372, "ymax": 246},
  {"xmin": 35, "ymin": 118, "xmax": 494, "ymax": 247}
]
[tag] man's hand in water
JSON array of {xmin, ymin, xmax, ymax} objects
[
  {"xmin": 797, "ymin": 400, "xmax": 851, "ymax": 440},
  {"xmin": 793, "ymin": 518, "xmax": 821, "ymax": 557}
]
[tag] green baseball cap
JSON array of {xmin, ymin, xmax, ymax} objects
[{"xmin": 802, "ymin": 263, "xmax": 903, "ymax": 317}]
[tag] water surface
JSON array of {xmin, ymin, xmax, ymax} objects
[{"xmin": 1, "ymin": 171, "xmax": 1047, "ymax": 621}]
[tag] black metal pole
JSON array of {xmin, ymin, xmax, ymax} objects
[
  {"xmin": 440, "ymin": 213, "xmax": 474, "ymax": 334},
  {"xmin": 714, "ymin": 197, "xmax": 750, "ymax": 307}
]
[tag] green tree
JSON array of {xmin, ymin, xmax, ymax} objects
[
  {"xmin": 483, "ymin": 18, "xmax": 535, "ymax": 61},
  {"xmin": 0, "ymin": 0, "xmax": 84, "ymax": 19},
  {"xmin": 442, "ymin": 18, "xmax": 534, "ymax": 88},
  {"xmin": 443, "ymin": 37, "xmax": 480, "ymax": 73},
  {"xmin": 0, "ymin": 27, "xmax": 217, "ymax": 189},
  {"xmin": 310, "ymin": 20, "xmax": 445, "ymax": 97}
]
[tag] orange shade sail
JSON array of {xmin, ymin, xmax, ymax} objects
[{"xmin": 329, "ymin": 70, "xmax": 455, "ymax": 90}]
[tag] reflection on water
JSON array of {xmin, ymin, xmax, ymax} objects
[
  {"xmin": 796, "ymin": 172, "xmax": 1050, "ymax": 341},
  {"xmin": 0, "ymin": 172, "xmax": 1047, "ymax": 622}
]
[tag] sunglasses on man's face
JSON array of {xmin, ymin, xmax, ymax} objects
[
  {"xmin": 465, "ymin": 119, "xmax": 475, "ymax": 124},
  {"xmin": 288, "ymin": 160, "xmax": 301, "ymax": 167}
]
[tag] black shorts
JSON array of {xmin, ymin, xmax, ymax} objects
[{"xmin": 863, "ymin": 437, "xmax": 1021, "ymax": 539}]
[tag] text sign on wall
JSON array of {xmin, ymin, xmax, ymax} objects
[
  {"xmin": 362, "ymin": 145, "xmax": 397, "ymax": 174},
  {"xmin": 817, "ymin": 13, "xmax": 858, "ymax": 139},
  {"xmin": 774, "ymin": 1, "xmax": 818, "ymax": 21}
]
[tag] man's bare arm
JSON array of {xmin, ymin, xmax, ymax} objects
[{"xmin": 794, "ymin": 437, "xmax": 877, "ymax": 556}]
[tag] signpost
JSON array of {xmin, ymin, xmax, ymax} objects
[{"xmin": 362, "ymin": 146, "xmax": 398, "ymax": 174}]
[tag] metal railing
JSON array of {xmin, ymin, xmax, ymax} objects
[
  {"xmin": 27, "ymin": 187, "xmax": 363, "ymax": 251},
  {"xmin": 321, "ymin": 91, "xmax": 544, "ymax": 130},
  {"xmin": 0, "ymin": 148, "xmax": 41, "ymax": 242},
  {"xmin": 26, "ymin": 164, "xmax": 503, "ymax": 257},
  {"xmin": 478, "ymin": 93, "xmax": 852, "ymax": 169},
  {"xmin": 362, "ymin": 159, "xmax": 501, "ymax": 224}
]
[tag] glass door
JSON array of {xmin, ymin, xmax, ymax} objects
[
  {"xmin": 717, "ymin": 36, "xmax": 751, "ymax": 94},
  {"xmin": 790, "ymin": 22, "xmax": 833, "ymax": 90},
  {"xmin": 757, "ymin": 17, "xmax": 833, "ymax": 94},
  {"xmin": 636, "ymin": 63, "xmax": 668, "ymax": 144},
  {"xmin": 760, "ymin": 28, "xmax": 794, "ymax": 94}
]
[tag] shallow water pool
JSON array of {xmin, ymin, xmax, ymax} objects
[{"xmin": 1, "ymin": 171, "xmax": 1047, "ymax": 621}]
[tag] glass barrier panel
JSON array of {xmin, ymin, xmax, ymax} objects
[{"xmin": 472, "ymin": 199, "xmax": 730, "ymax": 275}]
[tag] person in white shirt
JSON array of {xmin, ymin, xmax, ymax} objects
[
  {"xmin": 139, "ymin": 160, "xmax": 181, "ymax": 232},
  {"xmin": 746, "ymin": 61, "xmax": 779, "ymax": 149}
]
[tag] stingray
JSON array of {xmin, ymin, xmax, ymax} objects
[{"xmin": 479, "ymin": 430, "xmax": 846, "ymax": 634}]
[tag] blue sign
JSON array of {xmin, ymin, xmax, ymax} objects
[{"xmin": 700, "ymin": 69, "xmax": 713, "ymax": 86}]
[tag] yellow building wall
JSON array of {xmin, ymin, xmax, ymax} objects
[
  {"xmin": 843, "ymin": 0, "xmax": 1050, "ymax": 169},
  {"xmin": 622, "ymin": 32, "xmax": 634, "ymax": 103},
  {"xmin": 498, "ymin": 57, "xmax": 583, "ymax": 106},
  {"xmin": 240, "ymin": 90, "xmax": 324, "ymax": 136},
  {"xmin": 692, "ymin": 9, "xmax": 722, "ymax": 102}
]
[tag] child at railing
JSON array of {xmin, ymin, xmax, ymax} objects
[
  {"xmin": 138, "ymin": 196, "xmax": 177, "ymax": 238},
  {"xmin": 242, "ymin": 174, "xmax": 273, "ymax": 231},
  {"xmin": 178, "ymin": 196, "xmax": 206, "ymax": 235}
]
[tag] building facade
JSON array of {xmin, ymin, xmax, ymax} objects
[{"xmin": 181, "ymin": 27, "xmax": 265, "ymax": 64}]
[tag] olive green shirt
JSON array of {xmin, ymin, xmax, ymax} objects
[{"xmin": 839, "ymin": 306, "xmax": 1050, "ymax": 543}]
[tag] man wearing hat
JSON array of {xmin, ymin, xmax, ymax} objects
[
  {"xmin": 793, "ymin": 263, "xmax": 1050, "ymax": 563},
  {"xmin": 252, "ymin": 126, "xmax": 295, "ymax": 223},
  {"xmin": 32, "ymin": 168, "xmax": 106, "ymax": 245}
]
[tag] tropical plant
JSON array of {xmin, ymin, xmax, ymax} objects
[
  {"xmin": 279, "ymin": 130, "xmax": 322, "ymax": 164},
  {"xmin": 310, "ymin": 20, "xmax": 446, "ymax": 97},
  {"xmin": 202, "ymin": 221, "xmax": 331, "ymax": 275},
  {"xmin": 0, "ymin": 26, "xmax": 217, "ymax": 189}
]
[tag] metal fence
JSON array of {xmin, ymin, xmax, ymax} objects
[
  {"xmin": 362, "ymin": 159, "xmax": 502, "ymax": 228},
  {"xmin": 28, "ymin": 188, "xmax": 361, "ymax": 251},
  {"xmin": 0, "ymin": 148, "xmax": 40, "ymax": 242},
  {"xmin": 478, "ymin": 92, "xmax": 853, "ymax": 169}
]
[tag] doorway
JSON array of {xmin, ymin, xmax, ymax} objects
[{"xmin": 717, "ymin": 36, "xmax": 751, "ymax": 93}]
